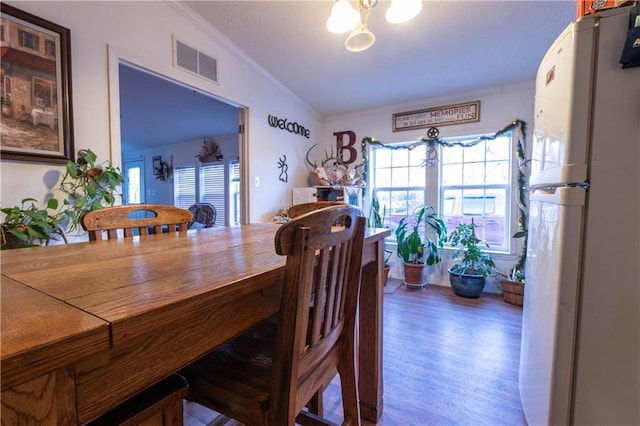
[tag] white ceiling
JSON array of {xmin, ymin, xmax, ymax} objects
[
  {"xmin": 120, "ymin": 1, "xmax": 576, "ymax": 151},
  {"xmin": 185, "ymin": 0, "xmax": 576, "ymax": 116},
  {"xmin": 119, "ymin": 63, "xmax": 240, "ymax": 152}
]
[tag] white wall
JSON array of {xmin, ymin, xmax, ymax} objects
[
  {"xmin": 319, "ymin": 83, "xmax": 536, "ymax": 291},
  {"xmin": 1, "ymin": 1, "xmax": 321, "ymax": 223},
  {"xmin": 122, "ymin": 134, "xmax": 239, "ymax": 207}
]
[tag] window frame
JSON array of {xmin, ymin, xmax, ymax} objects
[
  {"xmin": 438, "ymin": 132, "xmax": 513, "ymax": 253},
  {"xmin": 18, "ymin": 29, "xmax": 39, "ymax": 50},
  {"xmin": 369, "ymin": 131, "xmax": 516, "ymax": 255}
]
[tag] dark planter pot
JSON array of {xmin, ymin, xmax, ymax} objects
[
  {"xmin": 1, "ymin": 232, "xmax": 27, "ymax": 250},
  {"xmin": 448, "ymin": 268, "xmax": 486, "ymax": 298}
]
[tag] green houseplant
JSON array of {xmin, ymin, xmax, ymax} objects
[
  {"xmin": 368, "ymin": 196, "xmax": 393, "ymax": 285},
  {"xmin": 58, "ymin": 148, "xmax": 125, "ymax": 232},
  {"xmin": 1, "ymin": 198, "xmax": 65, "ymax": 249},
  {"xmin": 498, "ymin": 228, "xmax": 527, "ymax": 305},
  {"xmin": 1, "ymin": 149, "xmax": 125, "ymax": 248},
  {"xmin": 394, "ymin": 205, "xmax": 447, "ymax": 286},
  {"xmin": 448, "ymin": 220, "xmax": 495, "ymax": 298},
  {"xmin": 499, "ymin": 139, "xmax": 529, "ymax": 305}
]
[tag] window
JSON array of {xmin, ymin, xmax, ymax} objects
[
  {"xmin": 229, "ymin": 161, "xmax": 240, "ymax": 226},
  {"xmin": 371, "ymin": 144, "xmax": 427, "ymax": 231},
  {"xmin": 123, "ymin": 159, "xmax": 145, "ymax": 205},
  {"xmin": 174, "ymin": 160, "xmax": 239, "ymax": 226},
  {"xmin": 439, "ymin": 134, "xmax": 512, "ymax": 251},
  {"xmin": 32, "ymin": 77, "xmax": 56, "ymax": 109},
  {"xmin": 370, "ymin": 132, "xmax": 513, "ymax": 253},
  {"xmin": 173, "ymin": 167, "xmax": 196, "ymax": 208},
  {"xmin": 18, "ymin": 30, "xmax": 39, "ymax": 50},
  {"xmin": 45, "ymin": 39, "xmax": 56, "ymax": 57},
  {"xmin": 200, "ymin": 162, "xmax": 225, "ymax": 226}
]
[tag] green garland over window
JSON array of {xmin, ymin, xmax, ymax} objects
[{"xmin": 360, "ymin": 119, "xmax": 529, "ymax": 281}]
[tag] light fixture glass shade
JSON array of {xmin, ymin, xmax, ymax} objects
[
  {"xmin": 385, "ymin": 0, "xmax": 423, "ymax": 24},
  {"xmin": 345, "ymin": 27, "xmax": 376, "ymax": 52},
  {"xmin": 326, "ymin": 0, "xmax": 361, "ymax": 34}
]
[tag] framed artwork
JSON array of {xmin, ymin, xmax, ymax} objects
[{"xmin": 0, "ymin": 4, "xmax": 74, "ymax": 163}]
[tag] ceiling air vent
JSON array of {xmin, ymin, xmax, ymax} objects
[{"xmin": 174, "ymin": 38, "xmax": 218, "ymax": 84}]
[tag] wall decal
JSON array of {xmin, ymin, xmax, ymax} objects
[
  {"xmin": 333, "ymin": 130, "xmax": 357, "ymax": 165},
  {"xmin": 267, "ymin": 114, "xmax": 310, "ymax": 139},
  {"xmin": 277, "ymin": 155, "xmax": 288, "ymax": 183}
]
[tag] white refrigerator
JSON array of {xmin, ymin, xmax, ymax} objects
[{"xmin": 519, "ymin": 6, "xmax": 639, "ymax": 426}]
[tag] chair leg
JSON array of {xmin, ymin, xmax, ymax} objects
[
  {"xmin": 336, "ymin": 358, "xmax": 361, "ymax": 426},
  {"xmin": 305, "ymin": 385, "xmax": 324, "ymax": 416}
]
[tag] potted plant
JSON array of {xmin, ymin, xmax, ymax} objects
[
  {"xmin": 499, "ymin": 142, "xmax": 529, "ymax": 305},
  {"xmin": 498, "ymin": 267, "xmax": 525, "ymax": 306},
  {"xmin": 1, "ymin": 198, "xmax": 66, "ymax": 249},
  {"xmin": 1, "ymin": 95, "xmax": 12, "ymax": 118},
  {"xmin": 498, "ymin": 222, "xmax": 527, "ymax": 305},
  {"xmin": 447, "ymin": 220, "xmax": 495, "ymax": 298},
  {"xmin": 368, "ymin": 196, "xmax": 393, "ymax": 285},
  {"xmin": 58, "ymin": 148, "xmax": 125, "ymax": 232},
  {"xmin": 394, "ymin": 205, "xmax": 447, "ymax": 286}
]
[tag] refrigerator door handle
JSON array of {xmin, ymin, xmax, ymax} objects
[{"xmin": 529, "ymin": 186, "xmax": 586, "ymax": 206}]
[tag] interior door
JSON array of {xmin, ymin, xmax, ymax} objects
[{"xmin": 123, "ymin": 159, "xmax": 145, "ymax": 205}]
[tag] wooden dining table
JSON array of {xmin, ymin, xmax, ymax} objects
[{"xmin": 1, "ymin": 223, "xmax": 390, "ymax": 424}]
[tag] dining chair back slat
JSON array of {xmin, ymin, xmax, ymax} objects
[{"xmin": 81, "ymin": 204, "xmax": 192, "ymax": 241}]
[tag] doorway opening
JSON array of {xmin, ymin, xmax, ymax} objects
[{"xmin": 107, "ymin": 48, "xmax": 249, "ymax": 225}]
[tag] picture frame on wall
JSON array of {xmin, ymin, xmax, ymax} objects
[{"xmin": 0, "ymin": 3, "xmax": 74, "ymax": 163}]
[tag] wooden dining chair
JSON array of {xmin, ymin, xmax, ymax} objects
[
  {"xmin": 179, "ymin": 205, "xmax": 366, "ymax": 425},
  {"xmin": 81, "ymin": 204, "xmax": 192, "ymax": 425},
  {"xmin": 81, "ymin": 204, "xmax": 192, "ymax": 241},
  {"xmin": 287, "ymin": 201, "xmax": 345, "ymax": 219}
]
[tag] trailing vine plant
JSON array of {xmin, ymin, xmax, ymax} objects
[{"xmin": 58, "ymin": 149, "xmax": 125, "ymax": 232}]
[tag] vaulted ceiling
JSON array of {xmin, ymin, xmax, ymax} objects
[
  {"xmin": 119, "ymin": 1, "xmax": 576, "ymax": 151},
  {"xmin": 185, "ymin": 1, "xmax": 576, "ymax": 116}
]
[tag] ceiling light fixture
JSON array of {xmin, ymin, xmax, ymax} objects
[{"xmin": 327, "ymin": 0, "xmax": 423, "ymax": 52}]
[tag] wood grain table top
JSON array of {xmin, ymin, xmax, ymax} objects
[
  {"xmin": 0, "ymin": 223, "xmax": 390, "ymax": 421},
  {"xmin": 1, "ymin": 276, "xmax": 110, "ymax": 390}
]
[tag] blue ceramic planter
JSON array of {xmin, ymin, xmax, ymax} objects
[{"xmin": 448, "ymin": 268, "xmax": 486, "ymax": 298}]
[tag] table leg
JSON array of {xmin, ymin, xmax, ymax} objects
[{"xmin": 358, "ymin": 240, "xmax": 384, "ymax": 422}]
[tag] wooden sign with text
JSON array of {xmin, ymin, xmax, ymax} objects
[{"xmin": 392, "ymin": 101, "xmax": 480, "ymax": 132}]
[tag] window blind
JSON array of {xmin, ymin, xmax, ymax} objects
[
  {"xmin": 174, "ymin": 167, "xmax": 196, "ymax": 209},
  {"xmin": 200, "ymin": 163, "xmax": 225, "ymax": 225}
]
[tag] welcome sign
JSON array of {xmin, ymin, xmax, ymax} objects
[
  {"xmin": 267, "ymin": 114, "xmax": 310, "ymax": 139},
  {"xmin": 392, "ymin": 101, "xmax": 480, "ymax": 132}
]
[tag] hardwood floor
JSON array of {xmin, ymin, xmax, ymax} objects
[{"xmin": 184, "ymin": 281, "xmax": 526, "ymax": 425}]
